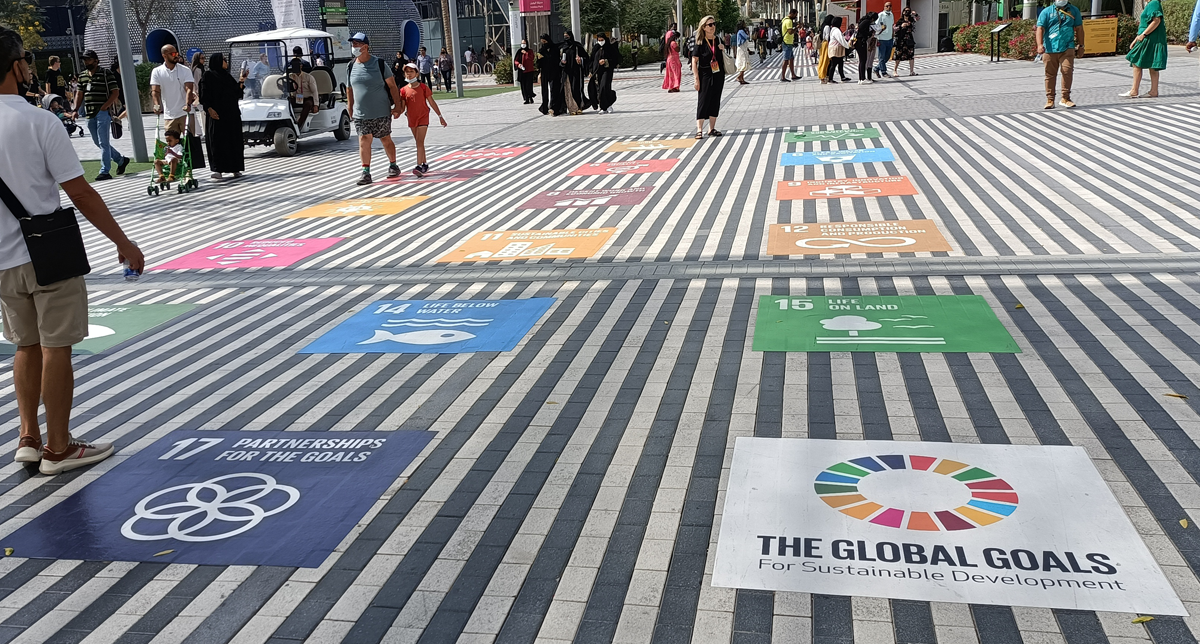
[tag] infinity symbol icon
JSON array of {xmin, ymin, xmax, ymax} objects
[{"xmin": 794, "ymin": 236, "xmax": 918, "ymax": 249}]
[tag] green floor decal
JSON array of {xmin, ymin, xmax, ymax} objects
[
  {"xmin": 752, "ymin": 295, "xmax": 1020, "ymax": 353},
  {"xmin": 784, "ymin": 128, "xmax": 881, "ymax": 143},
  {"xmin": 0, "ymin": 304, "xmax": 196, "ymax": 355}
]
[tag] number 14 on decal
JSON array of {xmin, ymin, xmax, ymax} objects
[{"xmin": 777, "ymin": 299, "xmax": 814, "ymax": 310}]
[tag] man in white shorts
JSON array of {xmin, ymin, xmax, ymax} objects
[{"xmin": 0, "ymin": 27, "xmax": 145, "ymax": 475}]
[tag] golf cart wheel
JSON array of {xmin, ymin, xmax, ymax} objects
[
  {"xmin": 334, "ymin": 113, "xmax": 351, "ymax": 141},
  {"xmin": 274, "ymin": 127, "xmax": 298, "ymax": 156}
]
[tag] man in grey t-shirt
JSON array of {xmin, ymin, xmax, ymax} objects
[{"xmin": 345, "ymin": 32, "xmax": 402, "ymax": 185}]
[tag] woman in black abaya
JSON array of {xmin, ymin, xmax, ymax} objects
[
  {"xmin": 537, "ymin": 34, "xmax": 564, "ymax": 116},
  {"xmin": 199, "ymin": 53, "xmax": 246, "ymax": 179},
  {"xmin": 560, "ymin": 31, "xmax": 589, "ymax": 115},
  {"xmin": 691, "ymin": 15, "xmax": 726, "ymax": 138},
  {"xmin": 588, "ymin": 33, "xmax": 621, "ymax": 113}
]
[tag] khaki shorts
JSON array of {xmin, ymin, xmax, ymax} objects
[
  {"xmin": 0, "ymin": 263, "xmax": 87, "ymax": 348},
  {"xmin": 165, "ymin": 116, "xmax": 188, "ymax": 134}
]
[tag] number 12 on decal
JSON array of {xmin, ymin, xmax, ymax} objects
[
  {"xmin": 778, "ymin": 225, "xmax": 809, "ymax": 233},
  {"xmin": 159, "ymin": 437, "xmax": 224, "ymax": 460},
  {"xmin": 777, "ymin": 299, "xmax": 814, "ymax": 310}
]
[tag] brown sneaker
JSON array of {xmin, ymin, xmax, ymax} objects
[
  {"xmin": 1059, "ymin": 99, "xmax": 1076, "ymax": 108},
  {"xmin": 39, "ymin": 435, "xmax": 114, "ymax": 475},
  {"xmin": 15, "ymin": 435, "xmax": 41, "ymax": 463},
  {"xmin": 1043, "ymin": 100, "xmax": 1055, "ymax": 110}
]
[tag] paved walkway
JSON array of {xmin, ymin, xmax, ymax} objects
[{"xmin": 4, "ymin": 48, "xmax": 1200, "ymax": 644}]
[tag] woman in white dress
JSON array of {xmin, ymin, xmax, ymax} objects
[{"xmin": 735, "ymin": 21, "xmax": 752, "ymax": 84}]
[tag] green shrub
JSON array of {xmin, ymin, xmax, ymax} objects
[
  {"xmin": 953, "ymin": 19, "xmax": 1037, "ymax": 58},
  {"xmin": 617, "ymin": 42, "xmax": 665, "ymax": 68},
  {"xmin": 1115, "ymin": 12, "xmax": 1139, "ymax": 52},
  {"xmin": 135, "ymin": 62, "xmax": 156, "ymax": 112},
  {"xmin": 493, "ymin": 57, "xmax": 513, "ymax": 84},
  {"xmin": 1161, "ymin": 0, "xmax": 1194, "ymax": 42}
]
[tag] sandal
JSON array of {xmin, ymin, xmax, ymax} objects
[
  {"xmin": 695, "ymin": 131, "xmax": 704, "ymax": 139},
  {"xmin": 708, "ymin": 130, "xmax": 723, "ymax": 137},
  {"xmin": 1118, "ymin": 90, "xmax": 1138, "ymax": 98}
]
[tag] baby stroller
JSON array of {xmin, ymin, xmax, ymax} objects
[
  {"xmin": 147, "ymin": 114, "xmax": 199, "ymax": 196},
  {"xmin": 42, "ymin": 94, "xmax": 83, "ymax": 137}
]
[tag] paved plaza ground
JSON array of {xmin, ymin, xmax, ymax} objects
[{"xmin": 6, "ymin": 47, "xmax": 1200, "ymax": 644}]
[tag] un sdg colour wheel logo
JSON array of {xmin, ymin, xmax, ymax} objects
[{"xmin": 814, "ymin": 455, "xmax": 1018, "ymax": 531}]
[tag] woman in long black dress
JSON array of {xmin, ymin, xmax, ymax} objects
[
  {"xmin": 691, "ymin": 15, "xmax": 726, "ymax": 139},
  {"xmin": 537, "ymin": 34, "xmax": 565, "ymax": 116},
  {"xmin": 199, "ymin": 53, "xmax": 245, "ymax": 179},
  {"xmin": 588, "ymin": 33, "xmax": 621, "ymax": 113},
  {"xmin": 891, "ymin": 7, "xmax": 918, "ymax": 77},
  {"xmin": 560, "ymin": 31, "xmax": 589, "ymax": 114}
]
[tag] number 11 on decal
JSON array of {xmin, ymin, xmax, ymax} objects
[
  {"xmin": 479, "ymin": 233, "xmax": 505, "ymax": 241},
  {"xmin": 777, "ymin": 299, "xmax": 814, "ymax": 310},
  {"xmin": 159, "ymin": 438, "xmax": 224, "ymax": 460}
]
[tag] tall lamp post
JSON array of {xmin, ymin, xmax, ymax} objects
[
  {"xmin": 448, "ymin": 0, "xmax": 465, "ymax": 97},
  {"xmin": 108, "ymin": 0, "xmax": 149, "ymax": 163}
]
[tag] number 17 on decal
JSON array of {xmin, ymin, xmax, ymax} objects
[
  {"xmin": 777, "ymin": 299, "xmax": 814, "ymax": 310},
  {"xmin": 159, "ymin": 437, "xmax": 224, "ymax": 460}
]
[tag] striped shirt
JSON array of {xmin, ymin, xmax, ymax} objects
[{"xmin": 78, "ymin": 68, "xmax": 118, "ymax": 115}]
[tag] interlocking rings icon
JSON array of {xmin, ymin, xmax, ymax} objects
[
  {"xmin": 121, "ymin": 473, "xmax": 300, "ymax": 542},
  {"xmin": 795, "ymin": 236, "xmax": 917, "ymax": 249}
]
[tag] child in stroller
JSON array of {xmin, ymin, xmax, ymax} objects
[{"xmin": 42, "ymin": 94, "xmax": 83, "ymax": 137}]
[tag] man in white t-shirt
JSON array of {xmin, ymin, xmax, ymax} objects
[
  {"xmin": 150, "ymin": 44, "xmax": 195, "ymax": 133},
  {"xmin": 874, "ymin": 3, "xmax": 896, "ymax": 78},
  {"xmin": 0, "ymin": 28, "xmax": 144, "ymax": 475}
]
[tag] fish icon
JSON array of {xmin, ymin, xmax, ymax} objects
[{"xmin": 358, "ymin": 329, "xmax": 476, "ymax": 346}]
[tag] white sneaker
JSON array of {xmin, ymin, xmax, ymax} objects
[
  {"xmin": 39, "ymin": 435, "xmax": 115, "ymax": 475},
  {"xmin": 864, "ymin": 80, "xmax": 874, "ymax": 84},
  {"xmin": 15, "ymin": 435, "xmax": 41, "ymax": 463}
]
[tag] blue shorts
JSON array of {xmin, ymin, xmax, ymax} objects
[{"xmin": 782, "ymin": 44, "xmax": 795, "ymax": 60}]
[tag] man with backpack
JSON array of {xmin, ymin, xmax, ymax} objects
[{"xmin": 345, "ymin": 32, "xmax": 403, "ymax": 185}]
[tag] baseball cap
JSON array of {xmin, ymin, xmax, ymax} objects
[
  {"xmin": 82, "ymin": 49, "xmax": 98, "ymax": 60},
  {"xmin": 404, "ymin": 62, "xmax": 418, "ymax": 70},
  {"xmin": 349, "ymin": 32, "xmax": 369, "ymax": 44}
]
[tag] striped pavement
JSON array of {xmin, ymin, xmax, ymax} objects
[{"xmin": 1, "ymin": 53, "xmax": 1199, "ymax": 644}]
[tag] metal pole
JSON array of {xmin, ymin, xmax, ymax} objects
[
  {"xmin": 571, "ymin": 0, "xmax": 581, "ymax": 38},
  {"xmin": 65, "ymin": 3, "xmax": 82, "ymax": 76},
  {"xmin": 449, "ymin": 0, "xmax": 465, "ymax": 97},
  {"xmin": 676, "ymin": 0, "xmax": 683, "ymax": 29},
  {"xmin": 108, "ymin": 0, "xmax": 149, "ymax": 163},
  {"xmin": 510, "ymin": 3, "xmax": 521, "ymax": 88}
]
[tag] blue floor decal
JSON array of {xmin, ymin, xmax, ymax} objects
[
  {"xmin": 2, "ymin": 430, "xmax": 432, "ymax": 567},
  {"xmin": 299, "ymin": 298, "xmax": 556, "ymax": 354},
  {"xmin": 780, "ymin": 148, "xmax": 896, "ymax": 166}
]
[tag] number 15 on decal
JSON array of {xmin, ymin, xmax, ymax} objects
[{"xmin": 777, "ymin": 299, "xmax": 814, "ymax": 310}]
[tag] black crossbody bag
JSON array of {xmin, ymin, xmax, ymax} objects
[{"xmin": 0, "ymin": 175, "xmax": 91, "ymax": 286}]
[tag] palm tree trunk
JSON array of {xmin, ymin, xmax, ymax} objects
[{"xmin": 441, "ymin": 0, "xmax": 454, "ymax": 56}]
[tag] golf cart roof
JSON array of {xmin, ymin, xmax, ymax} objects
[{"xmin": 226, "ymin": 29, "xmax": 334, "ymax": 44}]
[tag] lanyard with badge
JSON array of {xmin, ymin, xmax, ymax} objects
[{"xmin": 706, "ymin": 38, "xmax": 720, "ymax": 72}]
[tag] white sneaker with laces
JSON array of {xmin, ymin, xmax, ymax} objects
[{"xmin": 39, "ymin": 435, "xmax": 114, "ymax": 475}]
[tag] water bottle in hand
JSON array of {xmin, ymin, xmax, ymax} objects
[{"xmin": 123, "ymin": 242, "xmax": 141, "ymax": 281}]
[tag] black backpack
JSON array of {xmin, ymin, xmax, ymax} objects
[{"xmin": 347, "ymin": 57, "xmax": 394, "ymax": 107}]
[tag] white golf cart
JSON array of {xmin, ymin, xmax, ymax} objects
[{"xmin": 226, "ymin": 28, "xmax": 351, "ymax": 156}]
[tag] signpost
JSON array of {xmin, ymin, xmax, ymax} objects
[
  {"xmin": 1081, "ymin": 17, "xmax": 1118, "ymax": 55},
  {"xmin": 713, "ymin": 438, "xmax": 1187, "ymax": 615},
  {"xmin": 989, "ymin": 23, "xmax": 1010, "ymax": 62}
]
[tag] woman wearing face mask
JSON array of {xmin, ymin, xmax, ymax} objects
[
  {"xmin": 515, "ymin": 40, "xmax": 537, "ymax": 104},
  {"xmin": 560, "ymin": 31, "xmax": 589, "ymax": 114},
  {"xmin": 891, "ymin": 7, "xmax": 918, "ymax": 77},
  {"xmin": 588, "ymin": 33, "xmax": 620, "ymax": 113},
  {"xmin": 692, "ymin": 15, "xmax": 726, "ymax": 139},
  {"xmin": 536, "ymin": 34, "xmax": 565, "ymax": 116}
]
